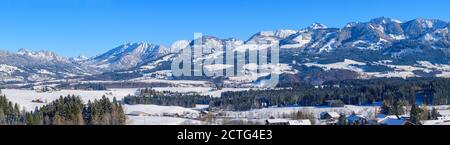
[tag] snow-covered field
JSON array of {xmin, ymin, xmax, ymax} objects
[
  {"xmin": 1, "ymin": 89, "xmax": 137, "ymax": 111},
  {"xmin": 125, "ymin": 104, "xmax": 200, "ymax": 116},
  {"xmin": 150, "ymin": 87, "xmax": 252, "ymax": 97},
  {"xmin": 202, "ymin": 88, "xmax": 252, "ymax": 98},
  {"xmin": 152, "ymin": 87, "xmax": 213, "ymax": 93},
  {"xmin": 303, "ymin": 59, "xmax": 450, "ymax": 79},
  {"xmin": 127, "ymin": 116, "xmax": 203, "ymax": 125},
  {"xmin": 224, "ymin": 105, "xmax": 379, "ymax": 120},
  {"xmin": 125, "ymin": 104, "xmax": 205, "ymax": 125},
  {"xmin": 128, "ymin": 79, "xmax": 212, "ymax": 86},
  {"xmin": 78, "ymin": 79, "xmax": 214, "ymax": 88},
  {"xmin": 304, "ymin": 59, "xmax": 366, "ymax": 72}
]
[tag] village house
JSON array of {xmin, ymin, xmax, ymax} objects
[
  {"xmin": 31, "ymin": 98, "xmax": 45, "ymax": 103},
  {"xmin": 376, "ymin": 114, "xmax": 413, "ymax": 125},
  {"xmin": 265, "ymin": 119, "xmax": 311, "ymax": 125},
  {"xmin": 379, "ymin": 118, "xmax": 414, "ymax": 125},
  {"xmin": 347, "ymin": 114, "xmax": 368, "ymax": 125},
  {"xmin": 320, "ymin": 112, "xmax": 340, "ymax": 120},
  {"xmin": 318, "ymin": 112, "xmax": 341, "ymax": 125},
  {"xmin": 265, "ymin": 119, "xmax": 289, "ymax": 125},
  {"xmin": 288, "ymin": 120, "xmax": 312, "ymax": 125}
]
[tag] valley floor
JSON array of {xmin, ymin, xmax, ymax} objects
[{"xmin": 3, "ymin": 88, "xmax": 450, "ymax": 125}]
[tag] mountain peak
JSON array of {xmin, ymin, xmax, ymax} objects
[
  {"xmin": 275, "ymin": 29, "xmax": 297, "ymax": 39},
  {"xmin": 74, "ymin": 55, "xmax": 89, "ymax": 61},
  {"xmin": 345, "ymin": 22, "xmax": 361, "ymax": 28},
  {"xmin": 17, "ymin": 48, "xmax": 56, "ymax": 57},
  {"xmin": 171, "ymin": 40, "xmax": 190, "ymax": 53},
  {"xmin": 88, "ymin": 42, "xmax": 169, "ymax": 71},
  {"xmin": 408, "ymin": 18, "xmax": 447, "ymax": 29},
  {"xmin": 370, "ymin": 17, "xmax": 402, "ymax": 24},
  {"xmin": 18, "ymin": 48, "xmax": 31, "ymax": 55},
  {"xmin": 308, "ymin": 22, "xmax": 327, "ymax": 30}
]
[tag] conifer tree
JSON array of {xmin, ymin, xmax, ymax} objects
[
  {"xmin": 410, "ymin": 104, "xmax": 423, "ymax": 125},
  {"xmin": 392, "ymin": 99, "xmax": 406, "ymax": 119},
  {"xmin": 0, "ymin": 109, "xmax": 5, "ymax": 125},
  {"xmin": 380, "ymin": 100, "xmax": 391, "ymax": 115},
  {"xmin": 430, "ymin": 107, "xmax": 439, "ymax": 120}
]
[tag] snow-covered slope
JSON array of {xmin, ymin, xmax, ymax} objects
[
  {"xmin": 0, "ymin": 49, "xmax": 91, "ymax": 84},
  {"xmin": 84, "ymin": 42, "xmax": 171, "ymax": 71}
]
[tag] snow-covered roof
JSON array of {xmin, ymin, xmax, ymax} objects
[
  {"xmin": 380, "ymin": 118, "xmax": 406, "ymax": 125},
  {"xmin": 376, "ymin": 114, "xmax": 409, "ymax": 123},
  {"xmin": 377, "ymin": 114, "xmax": 408, "ymax": 119},
  {"xmin": 326, "ymin": 112, "xmax": 340, "ymax": 118},
  {"xmin": 347, "ymin": 114, "xmax": 367, "ymax": 121},
  {"xmin": 288, "ymin": 120, "xmax": 311, "ymax": 125}
]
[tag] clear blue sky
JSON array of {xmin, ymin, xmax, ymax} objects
[{"xmin": 0, "ymin": 0, "xmax": 448, "ymax": 57}]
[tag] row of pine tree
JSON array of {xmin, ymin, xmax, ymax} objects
[
  {"xmin": 1, "ymin": 92, "xmax": 126, "ymax": 125},
  {"xmin": 123, "ymin": 88, "xmax": 211, "ymax": 108}
]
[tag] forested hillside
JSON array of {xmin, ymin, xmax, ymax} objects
[{"xmin": 0, "ymin": 91, "xmax": 126, "ymax": 125}]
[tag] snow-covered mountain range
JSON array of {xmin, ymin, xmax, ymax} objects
[
  {"xmin": 83, "ymin": 42, "xmax": 171, "ymax": 71},
  {"xmin": 1, "ymin": 17, "xmax": 449, "ymax": 87}
]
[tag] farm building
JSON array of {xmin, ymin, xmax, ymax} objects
[
  {"xmin": 379, "ymin": 118, "xmax": 413, "ymax": 125},
  {"xmin": 347, "ymin": 114, "xmax": 368, "ymax": 125},
  {"xmin": 288, "ymin": 120, "xmax": 312, "ymax": 125},
  {"xmin": 320, "ymin": 112, "xmax": 340, "ymax": 120}
]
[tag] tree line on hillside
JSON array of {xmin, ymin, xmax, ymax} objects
[
  {"xmin": 0, "ymin": 92, "xmax": 126, "ymax": 125},
  {"xmin": 123, "ymin": 88, "xmax": 210, "ymax": 108},
  {"xmin": 56, "ymin": 83, "xmax": 107, "ymax": 90},
  {"xmin": 212, "ymin": 78, "xmax": 450, "ymax": 111}
]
